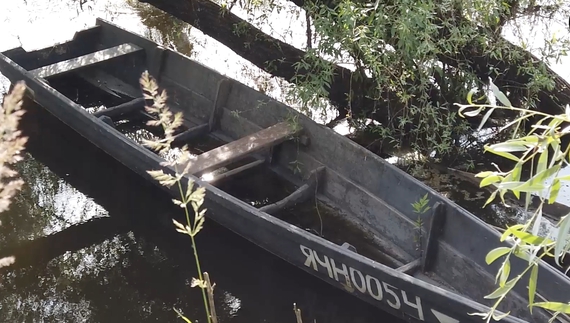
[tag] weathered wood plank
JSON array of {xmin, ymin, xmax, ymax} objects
[
  {"xmin": 171, "ymin": 123, "xmax": 210, "ymax": 145},
  {"xmin": 396, "ymin": 258, "xmax": 421, "ymax": 275},
  {"xmin": 259, "ymin": 166, "xmax": 325, "ymax": 214},
  {"xmin": 422, "ymin": 202, "xmax": 446, "ymax": 273},
  {"xmin": 176, "ymin": 121, "xmax": 300, "ymax": 175},
  {"xmin": 29, "ymin": 43, "xmax": 143, "ymax": 79},
  {"xmin": 207, "ymin": 159, "xmax": 264, "ymax": 183},
  {"xmin": 209, "ymin": 79, "xmax": 232, "ymax": 131},
  {"xmin": 77, "ymin": 69, "xmax": 142, "ymax": 98},
  {"xmin": 93, "ymin": 98, "xmax": 146, "ymax": 119}
]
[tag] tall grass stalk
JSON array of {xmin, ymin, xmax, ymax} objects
[
  {"xmin": 0, "ymin": 81, "xmax": 28, "ymax": 268},
  {"xmin": 139, "ymin": 71, "xmax": 309, "ymax": 323},
  {"xmin": 139, "ymin": 71, "xmax": 216, "ymax": 323}
]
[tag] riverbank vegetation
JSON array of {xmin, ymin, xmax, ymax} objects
[{"xmin": 136, "ymin": 0, "xmax": 570, "ymax": 168}]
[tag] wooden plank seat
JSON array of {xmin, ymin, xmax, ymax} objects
[
  {"xmin": 29, "ymin": 43, "xmax": 143, "ymax": 79},
  {"xmin": 174, "ymin": 121, "xmax": 301, "ymax": 175},
  {"xmin": 93, "ymin": 98, "xmax": 146, "ymax": 119}
]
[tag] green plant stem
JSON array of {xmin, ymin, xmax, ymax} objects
[{"xmin": 177, "ymin": 179, "xmax": 212, "ymax": 323}]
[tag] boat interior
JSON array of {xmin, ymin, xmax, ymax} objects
[{"xmin": 2, "ymin": 18, "xmax": 569, "ymax": 322}]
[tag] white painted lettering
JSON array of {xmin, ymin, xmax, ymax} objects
[
  {"xmin": 299, "ymin": 245, "xmax": 428, "ymax": 321},
  {"xmin": 402, "ymin": 290, "xmax": 424, "ymax": 321},
  {"xmin": 330, "ymin": 259, "xmax": 349, "ymax": 282},
  {"xmin": 365, "ymin": 275, "xmax": 384, "ymax": 301},
  {"xmin": 300, "ymin": 245, "xmax": 317, "ymax": 271},
  {"xmin": 314, "ymin": 251, "xmax": 334, "ymax": 278},
  {"xmin": 349, "ymin": 267, "xmax": 366, "ymax": 293},
  {"xmin": 382, "ymin": 282, "xmax": 401, "ymax": 309}
]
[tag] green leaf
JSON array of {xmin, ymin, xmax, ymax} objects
[
  {"xmin": 486, "ymin": 247, "xmax": 511, "ymax": 265},
  {"xmin": 484, "ymin": 277, "xmax": 517, "ymax": 299},
  {"xmin": 512, "ymin": 165, "xmax": 561, "ymax": 193},
  {"xmin": 489, "ymin": 80, "xmax": 512, "ymax": 107},
  {"xmin": 533, "ymin": 302, "xmax": 570, "ymax": 313},
  {"xmin": 499, "ymin": 259, "xmax": 511, "ymax": 287},
  {"xmin": 483, "ymin": 189, "xmax": 499, "ymax": 207},
  {"xmin": 478, "ymin": 107, "xmax": 495, "ymax": 131},
  {"xmin": 475, "ymin": 171, "xmax": 494, "ymax": 178},
  {"xmin": 512, "ymin": 246, "xmax": 530, "ymax": 261},
  {"xmin": 510, "ymin": 230, "xmax": 552, "ymax": 246},
  {"xmin": 501, "ymin": 224, "xmax": 525, "ymax": 242},
  {"xmin": 512, "ymin": 163, "xmax": 522, "ymax": 182},
  {"xmin": 550, "ymin": 179, "xmax": 561, "ymax": 204},
  {"xmin": 487, "ymin": 141, "xmax": 528, "ymax": 152},
  {"xmin": 484, "ymin": 148, "xmax": 520, "ymax": 162},
  {"xmin": 462, "ymin": 107, "xmax": 483, "ymax": 117},
  {"xmin": 557, "ymin": 174, "xmax": 570, "ymax": 181},
  {"xmin": 537, "ymin": 148, "xmax": 549, "ymax": 176},
  {"xmin": 529, "ymin": 264, "xmax": 538, "ymax": 312},
  {"xmin": 480, "ymin": 175, "xmax": 502, "ymax": 188},
  {"xmin": 495, "ymin": 181, "xmax": 527, "ymax": 190},
  {"xmin": 554, "ymin": 214, "xmax": 570, "ymax": 266},
  {"xmin": 466, "ymin": 88, "xmax": 476, "ymax": 105},
  {"xmin": 174, "ymin": 308, "xmax": 193, "ymax": 323}
]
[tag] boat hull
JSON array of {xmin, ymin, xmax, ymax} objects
[{"xmin": 0, "ymin": 18, "xmax": 566, "ymax": 323}]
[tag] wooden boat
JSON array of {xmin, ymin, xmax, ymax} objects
[{"xmin": 1, "ymin": 19, "xmax": 569, "ymax": 323}]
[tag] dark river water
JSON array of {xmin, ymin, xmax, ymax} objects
[
  {"xmin": 1, "ymin": 1, "xmax": 567, "ymax": 322},
  {"xmin": 0, "ymin": 96, "xmax": 405, "ymax": 322}
]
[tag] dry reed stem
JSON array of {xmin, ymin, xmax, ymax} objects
[
  {"xmin": 293, "ymin": 303, "xmax": 303, "ymax": 323},
  {"xmin": 0, "ymin": 82, "xmax": 28, "ymax": 215},
  {"xmin": 0, "ymin": 81, "xmax": 28, "ymax": 268},
  {"xmin": 204, "ymin": 272, "xmax": 218, "ymax": 323}
]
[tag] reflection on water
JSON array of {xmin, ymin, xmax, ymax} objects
[
  {"xmin": 0, "ymin": 94, "xmax": 403, "ymax": 322},
  {"xmin": 125, "ymin": 0, "xmax": 194, "ymax": 57}
]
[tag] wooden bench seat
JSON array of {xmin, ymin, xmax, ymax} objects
[
  {"xmin": 29, "ymin": 43, "xmax": 143, "ymax": 79},
  {"xmin": 176, "ymin": 121, "xmax": 300, "ymax": 175}
]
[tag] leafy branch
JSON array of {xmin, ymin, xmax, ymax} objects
[{"xmin": 455, "ymin": 79, "xmax": 570, "ymax": 321}]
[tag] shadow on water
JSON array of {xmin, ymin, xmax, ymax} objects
[{"xmin": 0, "ymin": 93, "xmax": 405, "ymax": 322}]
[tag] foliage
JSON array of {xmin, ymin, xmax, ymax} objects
[
  {"xmin": 455, "ymin": 80, "xmax": 570, "ymax": 322},
  {"xmin": 222, "ymin": 0, "xmax": 570, "ymax": 160},
  {"xmin": 0, "ymin": 82, "xmax": 28, "ymax": 268}
]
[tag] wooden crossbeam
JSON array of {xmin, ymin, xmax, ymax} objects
[
  {"xmin": 29, "ymin": 43, "xmax": 143, "ymax": 79},
  {"xmin": 206, "ymin": 159, "xmax": 265, "ymax": 184},
  {"xmin": 396, "ymin": 258, "xmax": 421, "ymax": 275},
  {"xmin": 171, "ymin": 124, "xmax": 210, "ymax": 145},
  {"xmin": 421, "ymin": 202, "xmax": 446, "ymax": 273},
  {"xmin": 93, "ymin": 98, "xmax": 146, "ymax": 119},
  {"xmin": 176, "ymin": 121, "xmax": 301, "ymax": 175},
  {"xmin": 259, "ymin": 166, "xmax": 325, "ymax": 214}
]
